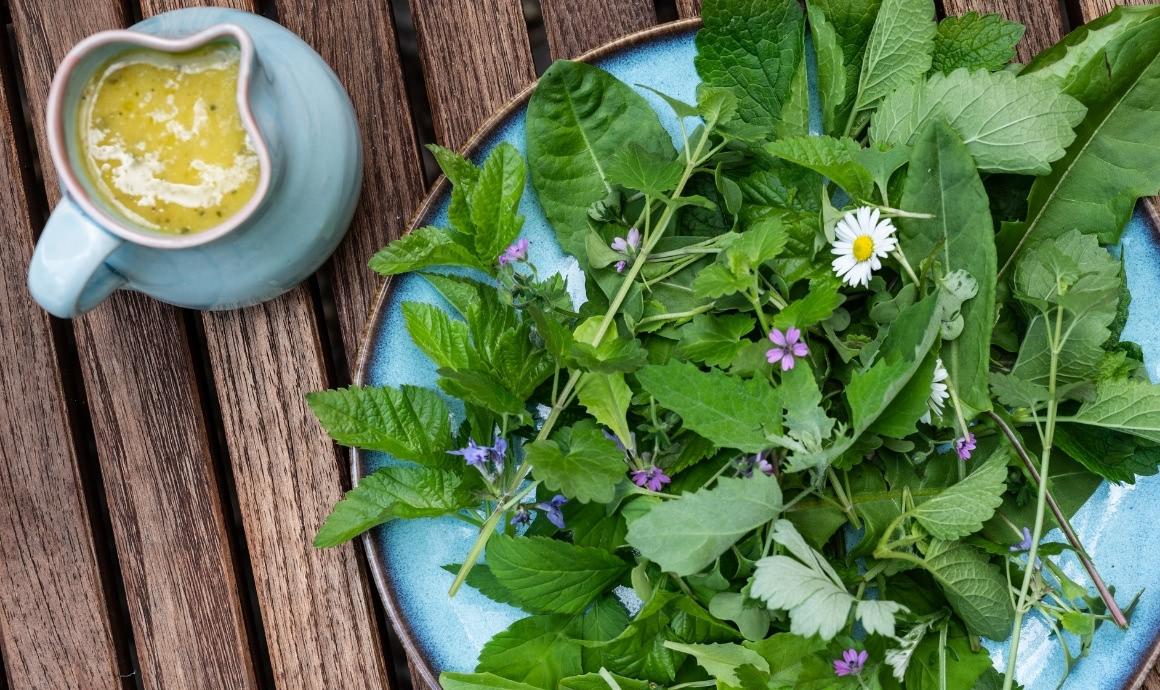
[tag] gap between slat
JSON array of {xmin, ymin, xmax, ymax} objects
[
  {"xmin": 388, "ymin": 0, "xmax": 439, "ymax": 183},
  {"xmin": 521, "ymin": 0, "xmax": 552, "ymax": 74},
  {"xmin": 654, "ymin": 0, "xmax": 678, "ymax": 22}
]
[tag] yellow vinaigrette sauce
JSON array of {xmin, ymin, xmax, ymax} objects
[{"xmin": 78, "ymin": 45, "xmax": 260, "ymax": 234}]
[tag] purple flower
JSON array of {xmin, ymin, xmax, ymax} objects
[
  {"xmin": 754, "ymin": 452, "xmax": 775, "ymax": 476},
  {"xmin": 490, "ymin": 434, "xmax": 508, "ymax": 473},
  {"xmin": 448, "ymin": 438, "xmax": 489, "ymax": 467},
  {"xmin": 498, "ymin": 237, "xmax": 529, "ymax": 267},
  {"xmin": 833, "ymin": 648, "xmax": 868, "ymax": 677},
  {"xmin": 611, "ymin": 227, "xmax": 641, "ymax": 253},
  {"xmin": 1010, "ymin": 526, "xmax": 1034, "ymax": 553},
  {"xmin": 766, "ymin": 327, "xmax": 809, "ymax": 371},
  {"xmin": 511, "ymin": 506, "xmax": 531, "ymax": 527},
  {"xmin": 535, "ymin": 494, "xmax": 568, "ymax": 529},
  {"xmin": 954, "ymin": 433, "xmax": 977, "ymax": 461},
  {"xmin": 615, "ymin": 259, "xmax": 627, "ymax": 273},
  {"xmin": 631, "ymin": 466, "xmax": 671, "ymax": 492}
]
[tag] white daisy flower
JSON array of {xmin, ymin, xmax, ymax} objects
[
  {"xmin": 920, "ymin": 358, "xmax": 950, "ymax": 424},
  {"xmin": 831, "ymin": 206, "xmax": 899, "ymax": 288}
]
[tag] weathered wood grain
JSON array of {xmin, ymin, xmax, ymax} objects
[
  {"xmin": 410, "ymin": 0, "xmax": 536, "ymax": 147},
  {"xmin": 676, "ymin": 0, "xmax": 702, "ymax": 18},
  {"xmin": 7, "ymin": 1, "xmax": 258, "ymax": 687},
  {"xmin": 0, "ymin": 30, "xmax": 123, "ymax": 690},
  {"xmin": 942, "ymin": 0, "xmax": 1065, "ymax": 61},
  {"xmin": 539, "ymin": 0, "xmax": 657, "ymax": 57}
]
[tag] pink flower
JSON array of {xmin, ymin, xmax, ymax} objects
[
  {"xmin": 611, "ymin": 227, "xmax": 641, "ymax": 253},
  {"xmin": 954, "ymin": 432, "xmax": 977, "ymax": 461},
  {"xmin": 630, "ymin": 466, "xmax": 671, "ymax": 492},
  {"xmin": 766, "ymin": 326, "xmax": 809, "ymax": 371},
  {"xmin": 833, "ymin": 648, "xmax": 868, "ymax": 677},
  {"xmin": 498, "ymin": 237, "xmax": 529, "ymax": 267}
]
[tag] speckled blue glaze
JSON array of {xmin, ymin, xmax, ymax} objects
[{"xmin": 360, "ymin": 29, "xmax": 1160, "ymax": 688}]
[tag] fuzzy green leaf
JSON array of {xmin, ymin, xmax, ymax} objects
[
  {"xmin": 469, "ymin": 142, "xmax": 525, "ymax": 261},
  {"xmin": 855, "ymin": 0, "xmax": 936, "ymax": 109},
  {"xmin": 486, "ymin": 535, "xmax": 628, "ymax": 614},
  {"xmin": 369, "ymin": 226, "xmax": 484, "ymax": 276},
  {"xmin": 306, "ymin": 385, "xmax": 453, "ymax": 466},
  {"xmin": 477, "ymin": 615, "xmax": 583, "ymax": 688},
  {"xmin": 922, "ymin": 540, "xmax": 1014, "ymax": 639},
  {"xmin": 912, "ymin": 448, "xmax": 1008, "ymax": 539},
  {"xmin": 767, "ymin": 136, "xmax": 875, "ymax": 200},
  {"xmin": 931, "ymin": 12, "xmax": 1024, "ymax": 73},
  {"xmin": 402, "ymin": 302, "xmax": 475, "ymax": 371}
]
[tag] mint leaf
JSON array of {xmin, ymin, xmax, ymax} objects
[
  {"xmin": 695, "ymin": 0, "xmax": 805, "ymax": 130},
  {"xmin": 637, "ymin": 360, "xmax": 782, "ymax": 453},
  {"xmin": 527, "ymin": 422, "xmax": 627, "ymax": 503},
  {"xmin": 931, "ymin": 12, "xmax": 1024, "ymax": 73},
  {"xmin": 402, "ymin": 302, "xmax": 476, "ymax": 371},
  {"xmin": 314, "ymin": 466, "xmax": 473, "ymax": 547},
  {"xmin": 469, "ymin": 142, "xmax": 525, "ymax": 261},
  {"xmin": 767, "ymin": 135, "xmax": 875, "ymax": 200},
  {"xmin": 527, "ymin": 61, "xmax": 675, "ymax": 265},
  {"xmin": 871, "ymin": 68, "xmax": 1085, "ymax": 174},
  {"xmin": 626, "ymin": 474, "xmax": 782, "ymax": 576},
  {"xmin": 577, "ymin": 372, "xmax": 634, "ymax": 448},
  {"xmin": 808, "ymin": 3, "xmax": 848, "ymax": 134},
  {"xmin": 476, "ymin": 614, "xmax": 582, "ymax": 688},
  {"xmin": 676, "ymin": 314, "xmax": 756, "ymax": 368},
  {"xmin": 751, "ymin": 520, "xmax": 855, "ymax": 639},
  {"xmin": 486, "ymin": 535, "xmax": 628, "ymax": 614},
  {"xmin": 440, "ymin": 563, "xmax": 523, "ymax": 608},
  {"xmin": 369, "ymin": 225, "xmax": 484, "ymax": 276},
  {"xmin": 855, "ymin": 0, "xmax": 936, "ymax": 110},
  {"xmin": 306, "ymin": 385, "xmax": 453, "ymax": 466},
  {"xmin": 898, "ymin": 118, "xmax": 995, "ymax": 414},
  {"xmin": 911, "ymin": 448, "xmax": 1008, "ymax": 539},
  {"xmin": 606, "ymin": 143, "xmax": 684, "ymax": 197},
  {"xmin": 921, "ymin": 540, "xmax": 1014, "ymax": 639},
  {"xmin": 441, "ymin": 673, "xmax": 543, "ymax": 690},
  {"xmin": 662, "ymin": 642, "xmax": 769, "ymax": 686}
]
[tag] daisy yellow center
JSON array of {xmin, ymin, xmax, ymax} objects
[{"xmin": 852, "ymin": 235, "xmax": 875, "ymax": 262}]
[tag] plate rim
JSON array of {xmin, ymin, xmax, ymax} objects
[{"xmin": 348, "ymin": 16, "xmax": 1160, "ymax": 690}]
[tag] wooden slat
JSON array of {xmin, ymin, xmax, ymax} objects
[
  {"xmin": 941, "ymin": 0, "xmax": 1065, "ymax": 61},
  {"xmin": 539, "ymin": 0, "xmax": 657, "ymax": 57},
  {"xmin": 410, "ymin": 0, "xmax": 536, "ymax": 147},
  {"xmin": 0, "ymin": 30, "xmax": 122, "ymax": 690},
  {"xmin": 676, "ymin": 0, "xmax": 702, "ymax": 19},
  {"xmin": 7, "ymin": 2, "xmax": 259, "ymax": 688}
]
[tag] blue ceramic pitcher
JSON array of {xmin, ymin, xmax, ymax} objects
[{"xmin": 28, "ymin": 8, "xmax": 362, "ymax": 318}]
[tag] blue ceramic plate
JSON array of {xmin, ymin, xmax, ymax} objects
[{"xmin": 354, "ymin": 19, "xmax": 1160, "ymax": 689}]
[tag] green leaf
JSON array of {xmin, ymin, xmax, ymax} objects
[
  {"xmin": 306, "ymin": 385, "xmax": 453, "ymax": 466},
  {"xmin": 855, "ymin": 0, "xmax": 936, "ymax": 110},
  {"xmin": 772, "ymin": 277, "xmax": 844, "ymax": 329},
  {"xmin": 745, "ymin": 633, "xmax": 834, "ymax": 687},
  {"xmin": 692, "ymin": 263, "xmax": 749, "ymax": 299},
  {"xmin": 441, "ymin": 672, "xmax": 543, "ymax": 690},
  {"xmin": 1053, "ymin": 424, "xmax": 1160, "ymax": 484},
  {"xmin": 776, "ymin": 53, "xmax": 811, "ymax": 139},
  {"xmin": 809, "ymin": 0, "xmax": 884, "ymax": 128},
  {"xmin": 728, "ymin": 218, "xmax": 790, "ymax": 267},
  {"xmin": 486, "ymin": 535, "xmax": 628, "ymax": 614},
  {"xmin": 695, "ymin": 0, "xmax": 805, "ymax": 130},
  {"xmin": 1064, "ymin": 379, "xmax": 1160, "ymax": 444},
  {"xmin": 856, "ymin": 599, "xmax": 907, "ymax": 637},
  {"xmin": 527, "ymin": 422, "xmax": 627, "ymax": 503},
  {"xmin": 869, "ymin": 352, "xmax": 935, "ymax": 438},
  {"xmin": 898, "ymin": 118, "xmax": 995, "ymax": 413},
  {"xmin": 369, "ymin": 226, "xmax": 484, "ymax": 276},
  {"xmin": 577, "ymin": 372, "xmax": 634, "ymax": 449},
  {"xmin": 477, "ymin": 614, "xmax": 582, "ymax": 688},
  {"xmin": 931, "ymin": 12, "xmax": 1024, "ymax": 73},
  {"xmin": 606, "ymin": 143, "xmax": 684, "ymax": 197},
  {"xmin": 626, "ymin": 474, "xmax": 782, "ymax": 576},
  {"xmin": 767, "ymin": 136, "xmax": 875, "ymax": 200},
  {"xmin": 999, "ymin": 16, "xmax": 1160, "ymax": 269},
  {"xmin": 780, "ymin": 363, "xmax": 836, "ymax": 455},
  {"xmin": 438, "ymin": 368, "xmax": 528, "ymax": 419},
  {"xmin": 440, "ymin": 563, "xmax": 523, "ymax": 608},
  {"xmin": 559, "ymin": 673, "xmax": 650, "ymax": 690},
  {"xmin": 1021, "ymin": 5, "xmax": 1160, "ymax": 86},
  {"xmin": 904, "ymin": 627, "xmax": 993, "ymax": 690},
  {"xmin": 637, "ymin": 360, "xmax": 782, "ymax": 453},
  {"xmin": 527, "ymin": 60, "xmax": 675, "ymax": 265},
  {"xmin": 911, "ymin": 448, "xmax": 1008, "ymax": 539},
  {"xmin": 662, "ymin": 642, "xmax": 769, "ymax": 686},
  {"xmin": 469, "ymin": 142, "xmax": 526, "ymax": 261},
  {"xmin": 402, "ymin": 302, "xmax": 475, "ymax": 371},
  {"xmin": 314, "ymin": 467, "xmax": 474, "ymax": 547},
  {"xmin": 871, "ymin": 68, "xmax": 1085, "ymax": 174},
  {"xmin": 676, "ymin": 314, "xmax": 757, "ymax": 368},
  {"xmin": 921, "ymin": 540, "xmax": 1014, "ymax": 639},
  {"xmin": 809, "ymin": 3, "xmax": 848, "ymax": 134}
]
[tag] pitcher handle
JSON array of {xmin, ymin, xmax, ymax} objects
[{"xmin": 28, "ymin": 196, "xmax": 126, "ymax": 318}]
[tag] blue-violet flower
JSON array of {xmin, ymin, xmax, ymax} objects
[
  {"xmin": 631, "ymin": 466, "xmax": 671, "ymax": 492},
  {"xmin": 536, "ymin": 494, "xmax": 568, "ymax": 529},
  {"xmin": 448, "ymin": 438, "xmax": 489, "ymax": 467}
]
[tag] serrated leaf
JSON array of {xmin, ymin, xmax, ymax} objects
[
  {"xmin": 931, "ymin": 12, "xmax": 1024, "ymax": 73},
  {"xmin": 486, "ymin": 535, "xmax": 628, "ymax": 614},
  {"xmin": 767, "ymin": 135, "xmax": 874, "ymax": 200},
  {"xmin": 912, "ymin": 448, "xmax": 1008, "ymax": 539},
  {"xmin": 855, "ymin": 0, "xmax": 936, "ymax": 110},
  {"xmin": 637, "ymin": 360, "xmax": 782, "ymax": 453},
  {"xmin": 437, "ymin": 368, "xmax": 528, "ymax": 419},
  {"xmin": 772, "ymin": 277, "xmax": 844, "ymax": 329},
  {"xmin": 1021, "ymin": 5, "xmax": 1160, "ymax": 86},
  {"xmin": 921, "ymin": 540, "xmax": 1014, "ymax": 639},
  {"xmin": 856, "ymin": 599, "xmax": 907, "ymax": 637},
  {"xmin": 627, "ymin": 474, "xmax": 782, "ymax": 576},
  {"xmin": 469, "ymin": 142, "xmax": 525, "ymax": 260},
  {"xmin": 306, "ymin": 385, "xmax": 453, "ymax": 466},
  {"xmin": 577, "ymin": 372, "xmax": 634, "ymax": 448},
  {"xmin": 871, "ymin": 68, "xmax": 1085, "ymax": 174},
  {"xmin": 676, "ymin": 314, "xmax": 757, "ymax": 367},
  {"xmin": 402, "ymin": 302, "xmax": 475, "ymax": 371},
  {"xmin": 427, "ymin": 144, "xmax": 479, "ymax": 188},
  {"xmin": 477, "ymin": 614, "xmax": 583, "ymax": 687},
  {"xmin": 606, "ymin": 143, "xmax": 684, "ymax": 197},
  {"xmin": 1053, "ymin": 424, "xmax": 1160, "ymax": 484},
  {"xmin": 751, "ymin": 520, "xmax": 854, "ymax": 640},
  {"xmin": 1064, "ymin": 379, "xmax": 1160, "ymax": 444},
  {"xmin": 527, "ymin": 422, "xmax": 627, "ymax": 503},
  {"xmin": 663, "ymin": 642, "xmax": 769, "ymax": 686},
  {"xmin": 693, "ymin": 263, "xmax": 749, "ymax": 299},
  {"xmin": 369, "ymin": 225, "xmax": 484, "ymax": 276},
  {"xmin": 440, "ymin": 563, "xmax": 522, "ymax": 608}
]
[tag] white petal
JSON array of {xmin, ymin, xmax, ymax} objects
[{"xmin": 836, "ymin": 219, "xmax": 858, "ymax": 241}]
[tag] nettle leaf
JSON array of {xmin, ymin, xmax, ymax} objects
[
  {"xmin": 586, "ymin": 589, "xmax": 682, "ymax": 682},
  {"xmin": 772, "ymin": 277, "xmax": 844, "ymax": 329},
  {"xmin": 810, "ymin": 0, "xmax": 884, "ymax": 127},
  {"xmin": 527, "ymin": 60, "xmax": 674, "ymax": 265},
  {"xmin": 1053, "ymin": 424, "xmax": 1160, "ymax": 484},
  {"xmin": 999, "ymin": 15, "xmax": 1160, "ymax": 268},
  {"xmin": 921, "ymin": 540, "xmax": 1014, "ymax": 639},
  {"xmin": 469, "ymin": 142, "xmax": 526, "ymax": 261},
  {"xmin": 369, "ymin": 225, "xmax": 485, "ymax": 276},
  {"xmin": 315, "ymin": 467, "xmax": 474, "ymax": 547},
  {"xmin": 898, "ymin": 118, "xmax": 995, "ymax": 414},
  {"xmin": 441, "ymin": 673, "xmax": 543, "ymax": 690},
  {"xmin": 438, "ymin": 368, "xmax": 528, "ymax": 419},
  {"xmin": 767, "ymin": 136, "xmax": 875, "ymax": 200},
  {"xmin": 626, "ymin": 474, "xmax": 782, "ymax": 576},
  {"xmin": 931, "ymin": 12, "xmax": 1024, "ymax": 73},
  {"xmin": 402, "ymin": 302, "xmax": 476, "ymax": 371},
  {"xmin": 606, "ymin": 143, "xmax": 684, "ymax": 197},
  {"xmin": 306, "ymin": 385, "xmax": 453, "ymax": 466},
  {"xmin": 577, "ymin": 372, "xmax": 634, "ymax": 448},
  {"xmin": 527, "ymin": 421, "xmax": 627, "ymax": 503},
  {"xmin": 663, "ymin": 642, "xmax": 769, "ymax": 686},
  {"xmin": 440, "ymin": 563, "xmax": 523, "ymax": 609},
  {"xmin": 1065, "ymin": 379, "xmax": 1160, "ymax": 444},
  {"xmin": 855, "ymin": 0, "xmax": 936, "ymax": 110},
  {"xmin": 808, "ymin": 3, "xmax": 847, "ymax": 135},
  {"xmin": 477, "ymin": 614, "xmax": 583, "ymax": 687},
  {"xmin": 676, "ymin": 314, "xmax": 757, "ymax": 367},
  {"xmin": 871, "ymin": 68, "xmax": 1085, "ymax": 174},
  {"xmin": 695, "ymin": 0, "xmax": 805, "ymax": 130},
  {"xmin": 486, "ymin": 535, "xmax": 628, "ymax": 614},
  {"xmin": 637, "ymin": 360, "xmax": 782, "ymax": 453},
  {"xmin": 911, "ymin": 447, "xmax": 1008, "ymax": 539}
]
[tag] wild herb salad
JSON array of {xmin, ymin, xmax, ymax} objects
[{"xmin": 308, "ymin": 1, "xmax": 1160, "ymax": 688}]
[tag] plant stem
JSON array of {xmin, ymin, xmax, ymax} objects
[
  {"xmin": 988, "ymin": 410, "xmax": 1127, "ymax": 628},
  {"xmin": 827, "ymin": 467, "xmax": 862, "ymax": 529},
  {"xmin": 747, "ymin": 285, "xmax": 771, "ymax": 333},
  {"xmin": 447, "ymin": 481, "xmax": 536, "ymax": 596},
  {"xmin": 635, "ymin": 303, "xmax": 714, "ymax": 328},
  {"xmin": 892, "ymin": 249, "xmax": 922, "ymax": 287}
]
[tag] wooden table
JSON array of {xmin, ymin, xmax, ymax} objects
[{"xmin": 0, "ymin": 0, "xmax": 1157, "ymax": 688}]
